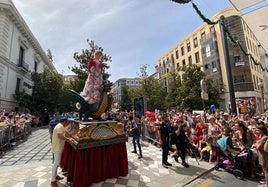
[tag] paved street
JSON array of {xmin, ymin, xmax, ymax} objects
[
  {"xmin": 187, "ymin": 168, "xmax": 261, "ymax": 187},
  {"xmin": 0, "ymin": 127, "xmax": 52, "ymax": 166},
  {"xmin": 0, "ymin": 126, "xmax": 214, "ymax": 187}
]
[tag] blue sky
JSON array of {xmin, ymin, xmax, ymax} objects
[{"xmin": 12, "ymin": 0, "xmax": 233, "ymax": 82}]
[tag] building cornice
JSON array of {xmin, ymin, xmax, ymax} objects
[{"xmin": 0, "ymin": 0, "xmax": 56, "ymax": 71}]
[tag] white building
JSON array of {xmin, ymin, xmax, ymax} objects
[
  {"xmin": 0, "ymin": 0, "xmax": 56, "ymax": 111},
  {"xmin": 111, "ymin": 78, "xmax": 141, "ymax": 104}
]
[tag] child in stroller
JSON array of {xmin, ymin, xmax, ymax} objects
[{"xmin": 215, "ymin": 127, "xmax": 251, "ymax": 180}]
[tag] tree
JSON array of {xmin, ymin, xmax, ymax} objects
[
  {"xmin": 31, "ymin": 68, "xmax": 63, "ymax": 113},
  {"xmin": 120, "ymin": 86, "xmax": 132, "ymax": 111},
  {"xmin": 13, "ymin": 68, "xmax": 63, "ymax": 114},
  {"xmin": 175, "ymin": 65, "xmax": 205, "ymax": 111},
  {"xmin": 175, "ymin": 64, "xmax": 221, "ymax": 111},
  {"xmin": 145, "ymin": 77, "xmax": 167, "ymax": 111},
  {"xmin": 13, "ymin": 90, "xmax": 33, "ymax": 111},
  {"xmin": 205, "ymin": 78, "xmax": 224, "ymax": 110},
  {"xmin": 131, "ymin": 64, "xmax": 167, "ymax": 111},
  {"xmin": 165, "ymin": 71, "xmax": 182, "ymax": 109}
]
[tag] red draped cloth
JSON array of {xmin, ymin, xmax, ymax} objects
[{"xmin": 60, "ymin": 142, "xmax": 128, "ymax": 187}]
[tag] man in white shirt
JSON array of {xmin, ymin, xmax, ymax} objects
[{"xmin": 51, "ymin": 118, "xmax": 69, "ymax": 187}]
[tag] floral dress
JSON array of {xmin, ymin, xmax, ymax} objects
[{"xmin": 80, "ymin": 58, "xmax": 103, "ymax": 104}]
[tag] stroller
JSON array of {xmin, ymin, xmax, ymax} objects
[{"xmin": 214, "ymin": 136, "xmax": 251, "ymax": 180}]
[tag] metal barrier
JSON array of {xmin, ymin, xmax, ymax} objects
[
  {"xmin": 142, "ymin": 123, "xmax": 160, "ymax": 145},
  {"xmin": 0, "ymin": 122, "xmax": 32, "ymax": 156}
]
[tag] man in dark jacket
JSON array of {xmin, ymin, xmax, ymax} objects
[
  {"xmin": 172, "ymin": 115, "xmax": 190, "ymax": 168},
  {"xmin": 158, "ymin": 115, "xmax": 173, "ymax": 168}
]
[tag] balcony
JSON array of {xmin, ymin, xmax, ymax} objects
[
  {"xmin": 233, "ymin": 82, "xmax": 254, "ymax": 92},
  {"xmin": 17, "ymin": 60, "xmax": 29, "ymax": 72},
  {"xmin": 235, "ymin": 61, "xmax": 246, "ymax": 66}
]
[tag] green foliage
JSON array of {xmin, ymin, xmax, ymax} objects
[
  {"xmin": 165, "ymin": 72, "xmax": 182, "ymax": 108},
  {"xmin": 120, "ymin": 86, "xmax": 132, "ymax": 111},
  {"xmin": 13, "ymin": 90, "xmax": 33, "ymax": 111},
  {"xmin": 146, "ymin": 78, "xmax": 167, "ymax": 111},
  {"xmin": 175, "ymin": 65, "xmax": 222, "ymax": 111},
  {"xmin": 13, "ymin": 68, "xmax": 64, "ymax": 114},
  {"xmin": 31, "ymin": 68, "xmax": 64, "ymax": 113},
  {"xmin": 176, "ymin": 65, "xmax": 206, "ymax": 111},
  {"xmin": 128, "ymin": 86, "xmax": 143, "ymax": 108},
  {"xmin": 130, "ymin": 64, "xmax": 222, "ymax": 113},
  {"xmin": 205, "ymin": 79, "xmax": 224, "ymax": 110}
]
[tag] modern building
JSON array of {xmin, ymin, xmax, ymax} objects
[
  {"xmin": 111, "ymin": 78, "xmax": 141, "ymax": 105},
  {"xmin": 0, "ymin": 0, "xmax": 56, "ymax": 111},
  {"xmin": 157, "ymin": 8, "xmax": 265, "ymax": 113}
]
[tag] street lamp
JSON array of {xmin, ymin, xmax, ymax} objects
[{"xmin": 258, "ymin": 81, "xmax": 264, "ymax": 113}]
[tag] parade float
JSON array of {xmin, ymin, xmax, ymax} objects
[{"xmin": 60, "ymin": 81, "xmax": 128, "ymax": 187}]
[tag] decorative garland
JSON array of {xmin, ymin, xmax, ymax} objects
[
  {"xmin": 170, "ymin": 0, "xmax": 191, "ymax": 4},
  {"xmin": 171, "ymin": 1, "xmax": 268, "ymax": 72},
  {"xmin": 192, "ymin": 3, "xmax": 218, "ymax": 25}
]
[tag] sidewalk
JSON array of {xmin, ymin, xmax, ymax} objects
[{"xmin": 0, "ymin": 128, "xmax": 214, "ymax": 187}]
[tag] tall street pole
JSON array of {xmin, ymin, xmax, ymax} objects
[{"xmin": 220, "ymin": 16, "xmax": 237, "ymax": 115}]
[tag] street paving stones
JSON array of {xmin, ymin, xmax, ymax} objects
[{"xmin": 0, "ymin": 127, "xmax": 214, "ymax": 187}]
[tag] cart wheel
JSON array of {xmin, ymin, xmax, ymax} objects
[{"xmin": 233, "ymin": 169, "xmax": 244, "ymax": 180}]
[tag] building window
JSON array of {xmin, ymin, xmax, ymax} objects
[
  {"xmin": 187, "ymin": 42, "xmax": 191, "ymax": 52},
  {"xmin": 181, "ymin": 46, "xmax": 185, "ymax": 56},
  {"xmin": 18, "ymin": 46, "xmax": 24, "ymax": 66},
  {"xmin": 195, "ymin": 52, "xmax": 200, "ymax": 63},
  {"xmin": 210, "ymin": 26, "xmax": 215, "ymax": 33},
  {"xmin": 175, "ymin": 50, "xmax": 179, "ymax": 59},
  {"xmin": 205, "ymin": 44, "xmax": 211, "ymax": 57},
  {"xmin": 188, "ymin": 56, "xmax": 192, "ymax": 65},
  {"xmin": 201, "ymin": 32, "xmax": 206, "ymax": 40},
  {"xmin": 16, "ymin": 78, "xmax": 21, "ymax": 91},
  {"xmin": 234, "ymin": 55, "xmax": 241, "ymax": 62},
  {"xmin": 34, "ymin": 61, "xmax": 38, "ymax": 72},
  {"xmin": 193, "ymin": 37, "xmax": 198, "ymax": 48},
  {"xmin": 212, "ymin": 61, "xmax": 216, "ymax": 68},
  {"xmin": 182, "ymin": 59, "xmax": 186, "ymax": 66}
]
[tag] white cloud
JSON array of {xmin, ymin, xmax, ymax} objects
[{"xmin": 12, "ymin": 0, "xmax": 233, "ymax": 82}]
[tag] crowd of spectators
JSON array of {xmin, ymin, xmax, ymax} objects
[
  {"xmin": 0, "ymin": 110, "xmax": 77, "ymax": 156},
  {"xmin": 1, "ymin": 108, "xmax": 268, "ymax": 184},
  {"xmin": 0, "ymin": 110, "xmax": 33, "ymax": 156},
  {"xmin": 111, "ymin": 109, "xmax": 268, "ymax": 183}
]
